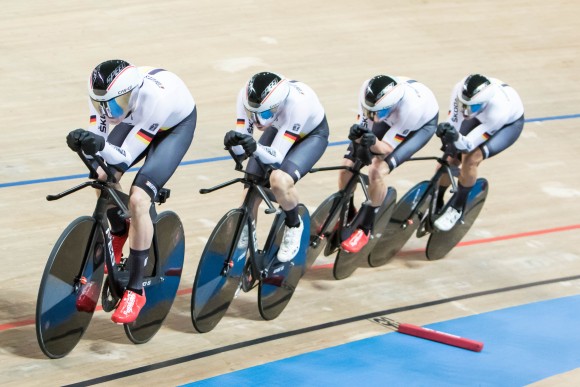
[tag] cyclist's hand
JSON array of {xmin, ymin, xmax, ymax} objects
[
  {"xmin": 348, "ymin": 124, "xmax": 367, "ymax": 141},
  {"xmin": 224, "ymin": 130, "xmax": 243, "ymax": 148},
  {"xmin": 238, "ymin": 134, "xmax": 257, "ymax": 156},
  {"xmin": 66, "ymin": 128, "xmax": 86, "ymax": 152},
  {"xmin": 360, "ymin": 132, "xmax": 376, "ymax": 147},
  {"xmin": 79, "ymin": 131, "xmax": 106, "ymax": 155},
  {"xmin": 436, "ymin": 122, "xmax": 459, "ymax": 143},
  {"xmin": 355, "ymin": 144, "xmax": 373, "ymax": 166}
]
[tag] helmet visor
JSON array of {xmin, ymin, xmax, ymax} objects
[
  {"xmin": 457, "ymin": 99, "xmax": 484, "ymax": 117},
  {"xmin": 91, "ymin": 92, "xmax": 132, "ymax": 119},
  {"xmin": 245, "ymin": 106, "xmax": 278, "ymax": 126},
  {"xmin": 470, "ymin": 103, "xmax": 483, "ymax": 114},
  {"xmin": 362, "ymin": 106, "xmax": 392, "ymax": 121}
]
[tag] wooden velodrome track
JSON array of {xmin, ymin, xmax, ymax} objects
[{"xmin": 1, "ymin": 0, "xmax": 580, "ymax": 385}]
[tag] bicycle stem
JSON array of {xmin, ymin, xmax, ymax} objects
[
  {"xmin": 47, "ymin": 151, "xmax": 130, "ymax": 218},
  {"xmin": 200, "ymin": 148, "xmax": 277, "ymax": 214},
  {"xmin": 77, "ymin": 150, "xmax": 118, "ymax": 184}
]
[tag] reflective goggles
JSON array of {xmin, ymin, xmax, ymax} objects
[
  {"xmin": 245, "ymin": 106, "xmax": 278, "ymax": 125},
  {"xmin": 458, "ymin": 100, "xmax": 484, "ymax": 117},
  {"xmin": 90, "ymin": 91, "xmax": 132, "ymax": 119},
  {"xmin": 362, "ymin": 105, "xmax": 392, "ymax": 121}
]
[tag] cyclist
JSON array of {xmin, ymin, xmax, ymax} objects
[
  {"xmin": 341, "ymin": 75, "xmax": 439, "ymax": 253},
  {"xmin": 66, "ymin": 59, "xmax": 197, "ymax": 323},
  {"xmin": 434, "ymin": 74, "xmax": 524, "ymax": 231},
  {"xmin": 224, "ymin": 71, "xmax": 329, "ymax": 262}
]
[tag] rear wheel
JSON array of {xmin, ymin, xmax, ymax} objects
[
  {"xmin": 258, "ymin": 205, "xmax": 310, "ymax": 320},
  {"xmin": 426, "ymin": 178, "xmax": 489, "ymax": 260},
  {"xmin": 125, "ymin": 211, "xmax": 185, "ymax": 343}
]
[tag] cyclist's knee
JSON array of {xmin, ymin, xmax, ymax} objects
[
  {"xmin": 129, "ymin": 187, "xmax": 152, "ymax": 214},
  {"xmin": 368, "ymin": 159, "xmax": 388, "ymax": 182},
  {"xmin": 462, "ymin": 149, "xmax": 483, "ymax": 169},
  {"xmin": 270, "ymin": 169, "xmax": 294, "ymax": 191}
]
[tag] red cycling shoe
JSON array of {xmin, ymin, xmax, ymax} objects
[
  {"xmin": 111, "ymin": 289, "xmax": 146, "ymax": 324},
  {"xmin": 340, "ymin": 228, "xmax": 370, "ymax": 253}
]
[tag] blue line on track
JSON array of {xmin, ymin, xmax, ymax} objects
[{"xmin": 2, "ymin": 113, "xmax": 578, "ymax": 189}]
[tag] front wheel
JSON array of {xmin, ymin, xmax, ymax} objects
[
  {"xmin": 426, "ymin": 178, "xmax": 489, "ymax": 260},
  {"xmin": 334, "ymin": 187, "xmax": 396, "ymax": 280},
  {"xmin": 305, "ymin": 192, "xmax": 342, "ymax": 270},
  {"xmin": 35, "ymin": 216, "xmax": 105, "ymax": 359},
  {"xmin": 191, "ymin": 209, "xmax": 246, "ymax": 333},
  {"xmin": 368, "ymin": 181, "xmax": 431, "ymax": 267}
]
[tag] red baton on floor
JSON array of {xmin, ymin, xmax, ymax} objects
[{"xmin": 374, "ymin": 317, "xmax": 484, "ymax": 352}]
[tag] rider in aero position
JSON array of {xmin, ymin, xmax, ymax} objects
[
  {"xmin": 434, "ymin": 74, "xmax": 524, "ymax": 231},
  {"xmin": 66, "ymin": 60, "xmax": 197, "ymax": 324},
  {"xmin": 340, "ymin": 75, "xmax": 439, "ymax": 253},
  {"xmin": 224, "ymin": 72, "xmax": 329, "ymax": 262}
]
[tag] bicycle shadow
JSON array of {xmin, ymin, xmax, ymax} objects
[
  {"xmin": 302, "ymin": 246, "xmax": 429, "ymax": 282},
  {"xmin": 0, "ymin": 290, "xmax": 46, "ymax": 359},
  {"xmin": 160, "ymin": 286, "xmax": 266, "ymax": 336}
]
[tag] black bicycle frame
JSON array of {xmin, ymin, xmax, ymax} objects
[
  {"xmin": 199, "ymin": 150, "xmax": 279, "ymax": 285},
  {"xmin": 46, "ymin": 152, "xmax": 131, "ymax": 296},
  {"xmin": 405, "ymin": 154, "xmax": 459, "ymax": 229},
  {"xmin": 309, "ymin": 147, "xmax": 371, "ymax": 239}
]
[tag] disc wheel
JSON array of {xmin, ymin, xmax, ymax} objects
[
  {"xmin": 333, "ymin": 187, "xmax": 396, "ymax": 280},
  {"xmin": 191, "ymin": 209, "xmax": 246, "ymax": 333},
  {"xmin": 35, "ymin": 217, "xmax": 104, "ymax": 359},
  {"xmin": 426, "ymin": 178, "xmax": 489, "ymax": 260},
  {"xmin": 258, "ymin": 205, "xmax": 310, "ymax": 320},
  {"xmin": 305, "ymin": 193, "xmax": 342, "ymax": 270},
  {"xmin": 125, "ymin": 211, "xmax": 185, "ymax": 343},
  {"xmin": 368, "ymin": 181, "xmax": 431, "ymax": 267}
]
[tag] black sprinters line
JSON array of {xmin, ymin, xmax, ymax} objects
[{"xmin": 64, "ymin": 274, "xmax": 580, "ymax": 386}]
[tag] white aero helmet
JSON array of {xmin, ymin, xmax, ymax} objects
[
  {"xmin": 457, "ymin": 74, "xmax": 495, "ymax": 118},
  {"xmin": 243, "ymin": 72, "xmax": 290, "ymax": 127},
  {"xmin": 88, "ymin": 59, "xmax": 142, "ymax": 121},
  {"xmin": 361, "ymin": 75, "xmax": 405, "ymax": 121}
]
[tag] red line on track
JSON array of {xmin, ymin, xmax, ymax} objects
[{"xmin": 4, "ymin": 224, "xmax": 579, "ymax": 333}]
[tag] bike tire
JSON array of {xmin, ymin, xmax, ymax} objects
[
  {"xmin": 333, "ymin": 187, "xmax": 396, "ymax": 280},
  {"xmin": 258, "ymin": 205, "xmax": 310, "ymax": 320},
  {"xmin": 368, "ymin": 181, "xmax": 431, "ymax": 267},
  {"xmin": 426, "ymin": 178, "xmax": 489, "ymax": 260},
  {"xmin": 125, "ymin": 211, "xmax": 185, "ymax": 344},
  {"xmin": 35, "ymin": 216, "xmax": 105, "ymax": 359},
  {"xmin": 305, "ymin": 192, "xmax": 342, "ymax": 270},
  {"xmin": 191, "ymin": 209, "xmax": 245, "ymax": 333}
]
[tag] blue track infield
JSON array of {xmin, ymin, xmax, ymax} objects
[{"xmin": 183, "ymin": 295, "xmax": 580, "ymax": 386}]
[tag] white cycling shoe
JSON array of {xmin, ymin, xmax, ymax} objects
[
  {"xmin": 434, "ymin": 207, "xmax": 462, "ymax": 231},
  {"xmin": 277, "ymin": 217, "xmax": 304, "ymax": 262}
]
